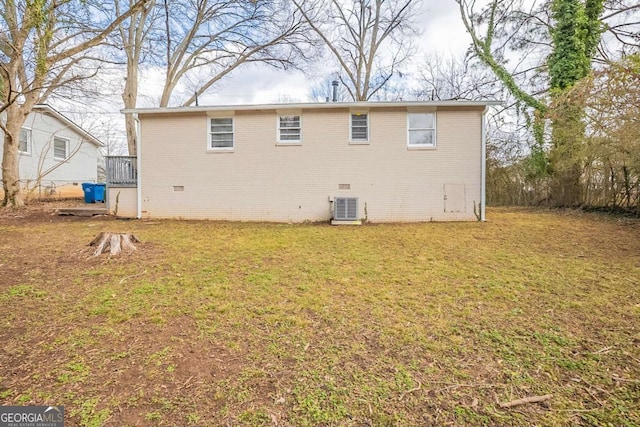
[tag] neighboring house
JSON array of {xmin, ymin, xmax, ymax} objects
[
  {"xmin": 0, "ymin": 104, "xmax": 103, "ymax": 195},
  {"xmin": 110, "ymin": 100, "xmax": 499, "ymax": 222}
]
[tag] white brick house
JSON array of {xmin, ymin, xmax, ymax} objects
[{"xmin": 111, "ymin": 101, "xmax": 499, "ymax": 222}]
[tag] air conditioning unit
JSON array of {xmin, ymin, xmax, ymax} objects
[{"xmin": 332, "ymin": 197, "xmax": 361, "ymax": 225}]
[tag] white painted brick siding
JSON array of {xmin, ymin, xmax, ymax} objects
[
  {"xmin": 108, "ymin": 187, "xmax": 137, "ymax": 217},
  {"xmin": 138, "ymin": 106, "xmax": 484, "ymax": 222}
]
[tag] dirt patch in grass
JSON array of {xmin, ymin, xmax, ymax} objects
[
  {"xmin": 1, "ymin": 207, "xmax": 639, "ymax": 426},
  {"xmin": 0, "ymin": 198, "xmax": 105, "ymax": 224}
]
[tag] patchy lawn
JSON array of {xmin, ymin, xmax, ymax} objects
[{"xmin": 0, "ymin": 207, "xmax": 639, "ymax": 426}]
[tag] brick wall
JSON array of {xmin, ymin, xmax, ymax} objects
[{"xmin": 138, "ymin": 105, "xmax": 483, "ymax": 222}]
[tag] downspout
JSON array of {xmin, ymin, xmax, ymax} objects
[
  {"xmin": 135, "ymin": 114, "xmax": 142, "ymax": 219},
  {"xmin": 481, "ymin": 106, "xmax": 488, "ymax": 221}
]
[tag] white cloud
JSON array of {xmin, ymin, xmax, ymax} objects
[
  {"xmin": 197, "ymin": 66, "xmax": 311, "ymax": 105},
  {"xmin": 419, "ymin": 2, "xmax": 471, "ymax": 57}
]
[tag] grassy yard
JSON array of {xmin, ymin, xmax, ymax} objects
[{"xmin": 0, "ymin": 207, "xmax": 639, "ymax": 426}]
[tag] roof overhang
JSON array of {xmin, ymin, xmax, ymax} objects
[
  {"xmin": 33, "ymin": 104, "xmax": 104, "ymax": 148},
  {"xmin": 122, "ymin": 100, "xmax": 502, "ymax": 116}
]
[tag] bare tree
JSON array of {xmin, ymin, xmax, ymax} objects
[
  {"xmin": 454, "ymin": 0, "xmax": 640, "ymax": 116},
  {"xmin": 159, "ymin": 0, "xmax": 314, "ymax": 108},
  {"xmin": 598, "ymin": 0, "xmax": 640, "ymax": 60},
  {"xmin": 113, "ymin": 0, "xmax": 315, "ymax": 154},
  {"xmin": 414, "ymin": 53, "xmax": 503, "ymax": 101},
  {"xmin": 115, "ymin": 0, "xmax": 159, "ymax": 156},
  {"xmin": 0, "ymin": 0, "xmax": 148, "ymax": 207},
  {"xmin": 293, "ymin": 0, "xmax": 421, "ymax": 101},
  {"xmin": 31, "ymin": 133, "xmax": 90, "ymax": 196},
  {"xmin": 454, "ymin": 0, "xmax": 549, "ymax": 113}
]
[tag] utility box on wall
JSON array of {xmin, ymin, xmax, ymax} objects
[{"xmin": 444, "ymin": 184, "xmax": 466, "ymax": 213}]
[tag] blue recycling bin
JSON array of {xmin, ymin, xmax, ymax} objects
[
  {"xmin": 94, "ymin": 183, "xmax": 106, "ymax": 203},
  {"xmin": 82, "ymin": 183, "xmax": 95, "ymax": 203},
  {"xmin": 82, "ymin": 183, "xmax": 106, "ymax": 203}
]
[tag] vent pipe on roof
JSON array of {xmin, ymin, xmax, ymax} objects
[{"xmin": 331, "ymin": 80, "xmax": 339, "ymax": 102}]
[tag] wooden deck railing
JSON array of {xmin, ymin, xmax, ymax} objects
[{"xmin": 106, "ymin": 156, "xmax": 137, "ymax": 187}]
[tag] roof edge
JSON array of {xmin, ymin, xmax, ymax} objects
[
  {"xmin": 33, "ymin": 104, "xmax": 105, "ymax": 148},
  {"xmin": 122, "ymin": 100, "xmax": 502, "ymax": 115}
]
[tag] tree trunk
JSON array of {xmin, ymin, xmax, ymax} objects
[
  {"xmin": 118, "ymin": 0, "xmax": 154, "ymax": 155},
  {"xmin": 610, "ymin": 166, "xmax": 617, "ymax": 207},
  {"xmin": 159, "ymin": 79, "xmax": 175, "ymax": 108},
  {"xmin": 623, "ymin": 165, "xmax": 631, "ymax": 208},
  {"xmin": 549, "ymin": 102, "xmax": 585, "ymax": 207},
  {"xmin": 90, "ymin": 232, "xmax": 140, "ymax": 256},
  {"xmin": 2, "ymin": 105, "xmax": 29, "ymax": 208},
  {"xmin": 550, "ymin": 164, "xmax": 583, "ymax": 207},
  {"xmin": 122, "ymin": 77, "xmax": 138, "ymax": 156}
]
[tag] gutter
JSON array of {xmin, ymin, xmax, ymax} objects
[
  {"xmin": 135, "ymin": 114, "xmax": 142, "ymax": 219},
  {"xmin": 121, "ymin": 100, "xmax": 503, "ymax": 115},
  {"xmin": 481, "ymin": 106, "xmax": 488, "ymax": 221}
]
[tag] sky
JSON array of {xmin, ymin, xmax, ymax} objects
[
  {"xmin": 135, "ymin": 1, "xmax": 474, "ymax": 107},
  {"xmin": 64, "ymin": 1, "xmax": 477, "ymax": 152},
  {"xmin": 66, "ymin": 0, "xmax": 632, "ymax": 153}
]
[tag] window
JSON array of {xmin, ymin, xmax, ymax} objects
[
  {"xmin": 350, "ymin": 112, "xmax": 369, "ymax": 143},
  {"xmin": 53, "ymin": 137, "xmax": 69, "ymax": 160},
  {"xmin": 407, "ymin": 112, "xmax": 436, "ymax": 148},
  {"xmin": 278, "ymin": 115, "xmax": 301, "ymax": 143},
  {"xmin": 19, "ymin": 128, "xmax": 31, "ymax": 155},
  {"xmin": 209, "ymin": 117, "xmax": 234, "ymax": 150}
]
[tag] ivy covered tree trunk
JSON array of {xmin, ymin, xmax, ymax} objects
[
  {"xmin": 456, "ymin": 0, "xmax": 605, "ymax": 207},
  {"xmin": 547, "ymin": 0, "xmax": 603, "ymax": 206}
]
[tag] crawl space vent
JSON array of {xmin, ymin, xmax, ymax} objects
[{"xmin": 334, "ymin": 197, "xmax": 358, "ymax": 221}]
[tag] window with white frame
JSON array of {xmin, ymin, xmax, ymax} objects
[
  {"xmin": 18, "ymin": 128, "xmax": 31, "ymax": 154},
  {"xmin": 350, "ymin": 112, "xmax": 369, "ymax": 142},
  {"xmin": 209, "ymin": 117, "xmax": 234, "ymax": 149},
  {"xmin": 53, "ymin": 137, "xmax": 69, "ymax": 160},
  {"xmin": 278, "ymin": 115, "xmax": 301, "ymax": 143},
  {"xmin": 407, "ymin": 112, "xmax": 436, "ymax": 147}
]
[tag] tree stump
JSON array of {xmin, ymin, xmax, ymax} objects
[{"xmin": 89, "ymin": 232, "xmax": 140, "ymax": 256}]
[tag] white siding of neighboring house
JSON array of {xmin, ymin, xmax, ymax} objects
[
  {"xmin": 135, "ymin": 105, "xmax": 485, "ymax": 222},
  {"xmin": 0, "ymin": 109, "xmax": 100, "ymax": 192}
]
